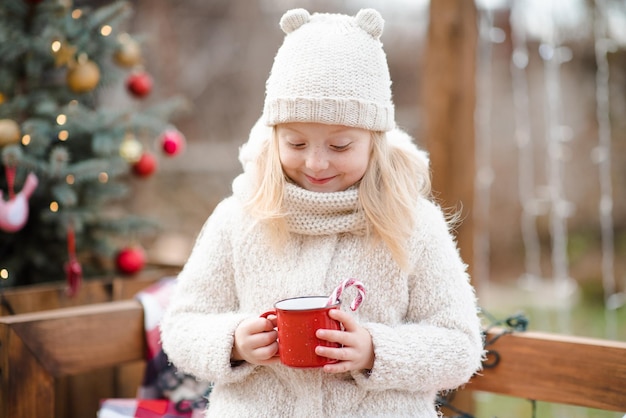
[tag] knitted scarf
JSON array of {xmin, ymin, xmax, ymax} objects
[{"xmin": 232, "ymin": 174, "xmax": 367, "ymax": 236}]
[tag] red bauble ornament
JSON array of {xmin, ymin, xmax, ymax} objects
[
  {"xmin": 116, "ymin": 245, "xmax": 146, "ymax": 275},
  {"xmin": 160, "ymin": 128, "xmax": 186, "ymax": 156},
  {"xmin": 132, "ymin": 152, "xmax": 158, "ymax": 177},
  {"xmin": 126, "ymin": 71, "xmax": 153, "ymax": 98}
]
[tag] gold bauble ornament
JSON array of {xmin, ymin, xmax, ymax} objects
[
  {"xmin": 119, "ymin": 133, "xmax": 143, "ymax": 163},
  {"xmin": 66, "ymin": 57, "xmax": 100, "ymax": 93},
  {"xmin": 114, "ymin": 35, "xmax": 142, "ymax": 68},
  {"xmin": 0, "ymin": 119, "xmax": 21, "ymax": 147}
]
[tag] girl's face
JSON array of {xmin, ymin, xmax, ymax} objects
[{"xmin": 277, "ymin": 122, "xmax": 372, "ymax": 192}]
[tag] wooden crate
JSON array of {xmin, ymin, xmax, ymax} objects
[{"xmin": 0, "ymin": 268, "xmax": 179, "ymax": 418}]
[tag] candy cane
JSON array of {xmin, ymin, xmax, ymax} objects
[{"xmin": 327, "ymin": 278, "xmax": 366, "ymax": 311}]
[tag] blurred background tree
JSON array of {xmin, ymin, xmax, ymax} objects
[{"xmin": 0, "ymin": 0, "xmax": 188, "ymax": 289}]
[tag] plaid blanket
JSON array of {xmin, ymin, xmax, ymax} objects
[{"xmin": 98, "ymin": 278, "xmax": 211, "ymax": 418}]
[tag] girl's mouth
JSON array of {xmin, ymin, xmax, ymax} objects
[{"xmin": 306, "ymin": 175, "xmax": 335, "ymax": 185}]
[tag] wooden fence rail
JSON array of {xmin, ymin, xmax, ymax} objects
[
  {"xmin": 1, "ymin": 298, "xmax": 625, "ymax": 417},
  {"xmin": 473, "ymin": 328, "xmax": 626, "ymax": 412}
]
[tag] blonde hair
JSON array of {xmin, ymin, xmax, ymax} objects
[{"xmin": 243, "ymin": 129, "xmax": 431, "ymax": 270}]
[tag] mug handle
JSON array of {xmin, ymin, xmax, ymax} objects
[{"xmin": 260, "ymin": 310, "xmax": 276, "ymax": 319}]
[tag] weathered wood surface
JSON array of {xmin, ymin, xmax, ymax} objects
[
  {"xmin": 469, "ymin": 329, "xmax": 626, "ymax": 412},
  {"xmin": 0, "ymin": 268, "xmax": 177, "ymax": 316},
  {"xmin": 0, "ymin": 300, "xmax": 146, "ymax": 418}
]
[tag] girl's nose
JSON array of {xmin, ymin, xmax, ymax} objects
[{"xmin": 305, "ymin": 149, "xmax": 329, "ymax": 171}]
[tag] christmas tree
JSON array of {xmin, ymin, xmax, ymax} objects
[{"xmin": 0, "ymin": 0, "xmax": 187, "ymax": 290}]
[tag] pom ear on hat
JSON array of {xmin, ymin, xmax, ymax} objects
[
  {"xmin": 355, "ymin": 9, "xmax": 384, "ymax": 40},
  {"xmin": 280, "ymin": 8, "xmax": 384, "ymax": 39},
  {"xmin": 280, "ymin": 8, "xmax": 311, "ymax": 34}
]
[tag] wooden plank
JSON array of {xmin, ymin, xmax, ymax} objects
[
  {"xmin": 115, "ymin": 361, "xmax": 147, "ymax": 398},
  {"xmin": 0, "ymin": 268, "xmax": 179, "ymax": 316},
  {"xmin": 63, "ymin": 370, "xmax": 116, "ymax": 418},
  {"xmin": 0, "ymin": 324, "xmax": 55, "ymax": 418},
  {"xmin": 469, "ymin": 329, "xmax": 626, "ymax": 411},
  {"xmin": 0, "ymin": 279, "xmax": 114, "ymax": 315},
  {"xmin": 0, "ymin": 300, "xmax": 146, "ymax": 377}
]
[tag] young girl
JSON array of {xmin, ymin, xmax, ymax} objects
[{"xmin": 161, "ymin": 8, "xmax": 483, "ymax": 417}]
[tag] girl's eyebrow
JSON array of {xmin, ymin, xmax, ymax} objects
[
  {"xmin": 280, "ymin": 125, "xmax": 358, "ymax": 135},
  {"xmin": 327, "ymin": 126, "xmax": 358, "ymax": 135},
  {"xmin": 278, "ymin": 126, "xmax": 304, "ymax": 135}
]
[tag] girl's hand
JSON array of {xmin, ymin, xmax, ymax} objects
[
  {"xmin": 315, "ymin": 309, "xmax": 374, "ymax": 373},
  {"xmin": 232, "ymin": 315, "xmax": 280, "ymax": 365}
]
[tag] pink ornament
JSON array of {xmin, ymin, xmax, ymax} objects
[
  {"xmin": 0, "ymin": 172, "xmax": 38, "ymax": 233},
  {"xmin": 160, "ymin": 128, "xmax": 186, "ymax": 156}
]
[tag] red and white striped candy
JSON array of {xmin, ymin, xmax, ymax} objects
[{"xmin": 327, "ymin": 278, "xmax": 366, "ymax": 311}]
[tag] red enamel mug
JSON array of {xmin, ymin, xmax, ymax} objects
[{"xmin": 260, "ymin": 296, "xmax": 341, "ymax": 368}]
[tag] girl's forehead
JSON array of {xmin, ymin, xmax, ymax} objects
[{"xmin": 277, "ymin": 123, "xmax": 370, "ymax": 136}]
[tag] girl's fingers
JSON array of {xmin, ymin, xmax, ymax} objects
[{"xmin": 328, "ymin": 308, "xmax": 356, "ymax": 330}]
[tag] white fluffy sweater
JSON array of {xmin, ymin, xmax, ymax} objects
[{"xmin": 160, "ymin": 128, "xmax": 484, "ymax": 418}]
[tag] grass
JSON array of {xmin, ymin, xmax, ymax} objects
[{"xmin": 475, "ymin": 392, "xmax": 624, "ymax": 418}]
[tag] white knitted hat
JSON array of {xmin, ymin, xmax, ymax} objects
[{"xmin": 263, "ymin": 8, "xmax": 395, "ymax": 132}]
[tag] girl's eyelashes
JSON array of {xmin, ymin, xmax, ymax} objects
[
  {"xmin": 330, "ymin": 143, "xmax": 351, "ymax": 151},
  {"xmin": 286, "ymin": 142, "xmax": 351, "ymax": 151}
]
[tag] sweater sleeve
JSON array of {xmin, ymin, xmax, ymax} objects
[
  {"xmin": 160, "ymin": 198, "xmax": 257, "ymax": 384},
  {"xmin": 352, "ymin": 200, "xmax": 484, "ymax": 393}
]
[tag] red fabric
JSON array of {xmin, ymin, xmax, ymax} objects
[{"xmin": 98, "ymin": 399, "xmax": 201, "ymax": 418}]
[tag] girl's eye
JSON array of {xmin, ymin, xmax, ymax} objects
[
  {"xmin": 331, "ymin": 143, "xmax": 350, "ymax": 151},
  {"xmin": 288, "ymin": 142, "xmax": 305, "ymax": 149}
]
